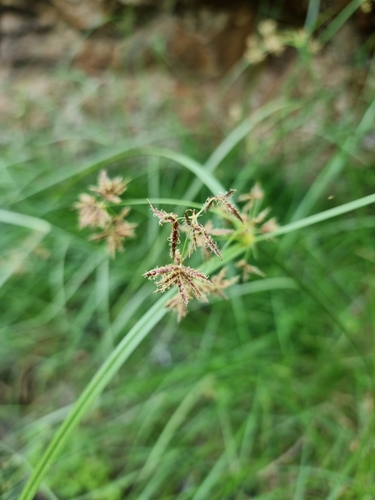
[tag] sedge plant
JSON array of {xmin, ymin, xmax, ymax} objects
[
  {"xmin": 10, "ymin": 38, "xmax": 375, "ymax": 497},
  {"xmin": 17, "ymin": 161, "xmax": 375, "ymax": 500},
  {"xmin": 75, "ymin": 171, "xmax": 279, "ymax": 322}
]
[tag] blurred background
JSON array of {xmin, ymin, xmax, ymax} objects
[{"xmin": 1, "ymin": 1, "xmax": 375, "ymax": 499}]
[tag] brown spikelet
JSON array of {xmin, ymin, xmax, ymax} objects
[
  {"xmin": 198, "ymin": 267, "xmax": 239, "ymax": 299},
  {"xmin": 148, "ymin": 201, "xmax": 178, "ymax": 225},
  {"xmin": 165, "ymin": 294, "xmax": 188, "ymax": 322},
  {"xmin": 260, "ymin": 217, "xmax": 279, "ymax": 234},
  {"xmin": 148, "ymin": 201, "xmax": 166, "ymax": 222},
  {"xmin": 236, "ymin": 259, "xmax": 265, "ymax": 281},
  {"xmin": 222, "ymin": 200, "xmax": 243, "ymax": 223},
  {"xmin": 143, "ymin": 256, "xmax": 212, "ymax": 306},
  {"xmin": 177, "ymin": 276, "xmax": 189, "ymax": 305},
  {"xmin": 204, "ymin": 190, "xmax": 243, "ymax": 223},
  {"xmin": 184, "ymin": 209, "xmax": 222, "ymax": 260},
  {"xmin": 184, "ymin": 211, "xmax": 192, "ymax": 227},
  {"xmin": 204, "ymin": 220, "xmax": 233, "ymax": 237},
  {"xmin": 238, "ymin": 183, "xmax": 264, "ymax": 211},
  {"xmin": 253, "ymin": 208, "xmax": 271, "ymax": 225},
  {"xmin": 169, "ymin": 220, "xmax": 180, "ymax": 260},
  {"xmin": 201, "ymin": 230, "xmax": 222, "ymax": 260},
  {"xmin": 143, "ymin": 265, "xmax": 176, "ymax": 278},
  {"xmin": 148, "ymin": 201, "xmax": 180, "ymax": 260},
  {"xmin": 90, "ymin": 209, "xmax": 137, "ymax": 257}
]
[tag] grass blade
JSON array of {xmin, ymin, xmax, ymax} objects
[
  {"xmin": 18, "ymin": 292, "xmax": 172, "ymax": 500},
  {"xmin": 0, "ymin": 209, "xmax": 51, "ymax": 233},
  {"xmin": 258, "ymin": 192, "xmax": 375, "ymax": 241},
  {"xmin": 127, "ymin": 147, "xmax": 225, "ymax": 195},
  {"xmin": 184, "ymin": 99, "xmax": 298, "ymax": 200}
]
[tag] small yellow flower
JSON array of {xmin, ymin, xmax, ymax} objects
[
  {"xmin": 258, "ymin": 19, "xmax": 277, "ymax": 37},
  {"xmin": 264, "ymin": 34, "xmax": 285, "ymax": 55}
]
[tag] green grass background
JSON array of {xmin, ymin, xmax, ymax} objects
[{"xmin": 1, "ymin": 10, "xmax": 375, "ymax": 499}]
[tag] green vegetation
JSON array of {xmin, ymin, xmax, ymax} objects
[{"xmin": 2, "ymin": 14, "xmax": 375, "ymax": 500}]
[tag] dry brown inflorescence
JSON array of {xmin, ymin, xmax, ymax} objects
[
  {"xmin": 75, "ymin": 171, "xmax": 278, "ymax": 321},
  {"xmin": 143, "ymin": 184, "xmax": 278, "ymax": 321},
  {"xmin": 74, "ymin": 170, "xmax": 137, "ymax": 257}
]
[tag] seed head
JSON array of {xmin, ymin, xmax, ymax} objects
[
  {"xmin": 238, "ymin": 183, "xmax": 264, "ymax": 212},
  {"xmin": 236, "ymin": 259, "xmax": 265, "ymax": 281},
  {"xmin": 165, "ymin": 294, "xmax": 188, "ymax": 322},
  {"xmin": 90, "ymin": 208, "xmax": 137, "ymax": 257},
  {"xmin": 198, "ymin": 267, "xmax": 239, "ymax": 299},
  {"xmin": 204, "ymin": 189, "xmax": 243, "ymax": 223},
  {"xmin": 260, "ymin": 217, "xmax": 279, "ymax": 234},
  {"xmin": 143, "ymin": 252, "xmax": 212, "ymax": 306},
  {"xmin": 184, "ymin": 209, "xmax": 222, "ymax": 260},
  {"xmin": 74, "ymin": 194, "xmax": 109, "ymax": 229},
  {"xmin": 90, "ymin": 170, "xmax": 128, "ymax": 204},
  {"xmin": 148, "ymin": 201, "xmax": 180, "ymax": 260}
]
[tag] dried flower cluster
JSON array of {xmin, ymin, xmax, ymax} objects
[
  {"xmin": 144, "ymin": 187, "xmax": 277, "ymax": 321},
  {"xmin": 75, "ymin": 177, "xmax": 277, "ymax": 321},
  {"xmin": 74, "ymin": 170, "xmax": 137, "ymax": 257}
]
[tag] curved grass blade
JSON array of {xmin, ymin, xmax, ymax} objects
[
  {"xmin": 228, "ymin": 277, "xmax": 298, "ymax": 297},
  {"xmin": 20, "ymin": 144, "xmax": 225, "ymax": 204},
  {"xmin": 0, "ymin": 209, "xmax": 51, "ymax": 233},
  {"xmin": 125, "ymin": 147, "xmax": 225, "ymax": 195},
  {"xmin": 258, "ymin": 192, "xmax": 375, "ymax": 241},
  {"xmin": 184, "ymin": 99, "xmax": 298, "ymax": 200},
  {"xmin": 0, "ymin": 210, "xmax": 51, "ymax": 289},
  {"xmin": 289, "ymin": 99, "xmax": 375, "ymax": 225},
  {"xmin": 18, "ymin": 291, "xmax": 172, "ymax": 500},
  {"xmin": 319, "ymin": 0, "xmax": 367, "ymax": 45},
  {"xmin": 122, "ymin": 198, "xmax": 202, "ymax": 210},
  {"xmin": 16, "ymin": 135, "xmax": 176, "ymax": 202}
]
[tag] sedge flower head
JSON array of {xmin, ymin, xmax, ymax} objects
[
  {"xmin": 75, "ymin": 171, "xmax": 137, "ymax": 257},
  {"xmin": 165, "ymin": 294, "xmax": 189, "ymax": 322},
  {"xmin": 148, "ymin": 201, "xmax": 180, "ymax": 260},
  {"xmin": 184, "ymin": 209, "xmax": 222, "ymax": 260},
  {"xmin": 74, "ymin": 194, "xmax": 109, "ymax": 229},
  {"xmin": 258, "ymin": 19, "xmax": 277, "ymax": 37},
  {"xmin": 238, "ymin": 183, "xmax": 264, "ymax": 212},
  {"xmin": 90, "ymin": 208, "xmax": 137, "ymax": 257},
  {"xmin": 164, "ymin": 268, "xmax": 238, "ymax": 321},
  {"xmin": 90, "ymin": 170, "xmax": 129, "ymax": 204},
  {"xmin": 143, "ymin": 250, "xmax": 212, "ymax": 306},
  {"xmin": 260, "ymin": 217, "xmax": 279, "ymax": 234},
  {"xmin": 199, "ymin": 267, "xmax": 239, "ymax": 299},
  {"xmin": 236, "ymin": 259, "xmax": 265, "ymax": 281},
  {"xmin": 204, "ymin": 189, "xmax": 243, "ymax": 223}
]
